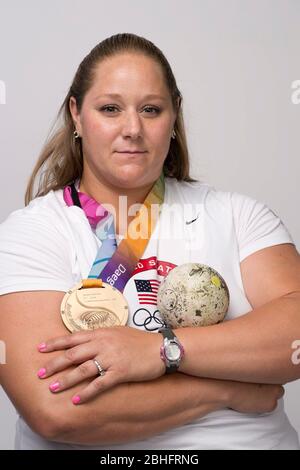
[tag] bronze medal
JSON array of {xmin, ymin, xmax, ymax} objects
[{"xmin": 60, "ymin": 279, "xmax": 129, "ymax": 332}]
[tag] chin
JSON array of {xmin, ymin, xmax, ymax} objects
[{"xmin": 111, "ymin": 167, "xmax": 157, "ymax": 189}]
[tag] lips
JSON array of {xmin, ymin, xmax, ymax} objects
[{"xmin": 117, "ymin": 151, "xmax": 147, "ymax": 153}]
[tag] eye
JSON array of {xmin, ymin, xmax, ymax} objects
[
  {"xmin": 100, "ymin": 105, "xmax": 119, "ymax": 113},
  {"xmin": 143, "ymin": 106, "xmax": 161, "ymax": 115}
]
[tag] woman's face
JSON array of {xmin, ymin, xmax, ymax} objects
[{"xmin": 70, "ymin": 53, "xmax": 177, "ymax": 190}]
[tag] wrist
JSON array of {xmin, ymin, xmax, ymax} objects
[
  {"xmin": 173, "ymin": 327, "xmax": 191, "ymax": 374},
  {"xmin": 151, "ymin": 332, "xmax": 167, "ymax": 376},
  {"xmin": 158, "ymin": 327, "xmax": 185, "ymax": 374}
]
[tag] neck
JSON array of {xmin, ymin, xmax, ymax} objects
[{"xmin": 78, "ymin": 174, "xmax": 155, "ymax": 235}]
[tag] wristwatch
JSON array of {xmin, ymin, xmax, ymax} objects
[{"xmin": 159, "ymin": 327, "xmax": 185, "ymax": 374}]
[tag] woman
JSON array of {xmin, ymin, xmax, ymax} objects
[{"xmin": 0, "ymin": 33, "xmax": 299, "ymax": 450}]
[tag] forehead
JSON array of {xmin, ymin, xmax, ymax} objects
[{"xmin": 89, "ymin": 53, "xmax": 168, "ymax": 98}]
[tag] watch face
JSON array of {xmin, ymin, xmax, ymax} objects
[{"xmin": 166, "ymin": 341, "xmax": 181, "ymax": 361}]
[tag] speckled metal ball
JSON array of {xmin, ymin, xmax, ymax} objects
[{"xmin": 157, "ymin": 263, "xmax": 229, "ymax": 328}]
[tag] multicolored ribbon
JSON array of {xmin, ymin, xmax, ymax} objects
[{"xmin": 63, "ymin": 173, "xmax": 165, "ymax": 292}]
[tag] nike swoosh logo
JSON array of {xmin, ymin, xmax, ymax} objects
[{"xmin": 185, "ymin": 214, "xmax": 200, "ymax": 225}]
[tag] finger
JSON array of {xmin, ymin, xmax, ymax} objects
[
  {"xmin": 71, "ymin": 373, "xmax": 119, "ymax": 405},
  {"xmin": 48, "ymin": 360, "xmax": 99, "ymax": 393},
  {"xmin": 37, "ymin": 343, "xmax": 98, "ymax": 379},
  {"xmin": 38, "ymin": 330, "xmax": 94, "ymax": 353}
]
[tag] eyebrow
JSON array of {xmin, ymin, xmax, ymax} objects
[{"xmin": 95, "ymin": 93, "xmax": 167, "ymax": 101}]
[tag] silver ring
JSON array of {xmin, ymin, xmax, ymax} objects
[{"xmin": 93, "ymin": 359, "xmax": 106, "ymax": 377}]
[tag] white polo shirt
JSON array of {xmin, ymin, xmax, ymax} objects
[{"xmin": 0, "ymin": 177, "xmax": 299, "ymax": 449}]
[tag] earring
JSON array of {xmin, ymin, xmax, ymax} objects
[
  {"xmin": 73, "ymin": 130, "xmax": 80, "ymax": 139},
  {"xmin": 171, "ymin": 129, "xmax": 176, "ymax": 139}
]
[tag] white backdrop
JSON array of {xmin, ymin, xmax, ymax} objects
[{"xmin": 0, "ymin": 0, "xmax": 299, "ymax": 449}]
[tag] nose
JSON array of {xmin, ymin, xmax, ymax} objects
[{"xmin": 121, "ymin": 109, "xmax": 143, "ymax": 139}]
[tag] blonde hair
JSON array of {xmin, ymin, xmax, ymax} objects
[{"xmin": 25, "ymin": 33, "xmax": 197, "ymax": 205}]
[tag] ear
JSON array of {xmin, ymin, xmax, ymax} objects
[
  {"xmin": 173, "ymin": 97, "xmax": 181, "ymax": 123},
  {"xmin": 69, "ymin": 96, "xmax": 82, "ymax": 136},
  {"xmin": 175, "ymin": 96, "xmax": 181, "ymax": 110}
]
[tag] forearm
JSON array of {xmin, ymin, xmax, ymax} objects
[
  {"xmin": 177, "ymin": 291, "xmax": 300, "ymax": 384},
  {"xmin": 51, "ymin": 374, "xmax": 228, "ymax": 445}
]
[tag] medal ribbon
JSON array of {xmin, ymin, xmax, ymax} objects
[{"xmin": 63, "ymin": 173, "xmax": 165, "ymax": 292}]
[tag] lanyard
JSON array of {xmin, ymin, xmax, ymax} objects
[{"xmin": 63, "ymin": 173, "xmax": 165, "ymax": 292}]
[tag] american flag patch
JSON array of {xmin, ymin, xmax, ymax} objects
[{"xmin": 134, "ymin": 279, "xmax": 160, "ymax": 305}]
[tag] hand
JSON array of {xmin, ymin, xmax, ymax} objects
[
  {"xmin": 37, "ymin": 326, "xmax": 165, "ymax": 404},
  {"xmin": 226, "ymin": 381, "xmax": 285, "ymax": 414}
]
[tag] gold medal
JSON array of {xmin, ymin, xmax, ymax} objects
[{"xmin": 60, "ymin": 279, "xmax": 129, "ymax": 332}]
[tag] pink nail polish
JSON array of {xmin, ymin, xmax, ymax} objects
[
  {"xmin": 37, "ymin": 368, "xmax": 46, "ymax": 378},
  {"xmin": 38, "ymin": 343, "xmax": 47, "ymax": 352},
  {"xmin": 49, "ymin": 381, "xmax": 60, "ymax": 392},
  {"xmin": 72, "ymin": 395, "xmax": 81, "ymax": 405}
]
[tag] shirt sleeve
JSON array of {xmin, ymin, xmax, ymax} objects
[
  {"xmin": 231, "ymin": 192, "xmax": 295, "ymax": 263},
  {"xmin": 0, "ymin": 208, "xmax": 73, "ymax": 296}
]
